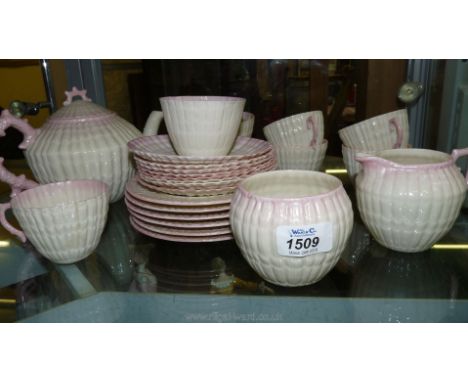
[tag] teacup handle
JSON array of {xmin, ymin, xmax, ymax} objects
[
  {"xmin": 451, "ymin": 147, "xmax": 468, "ymax": 186},
  {"xmin": 307, "ymin": 115, "xmax": 318, "ymax": 147},
  {"xmin": 389, "ymin": 117, "xmax": 403, "ymax": 149},
  {"xmin": 0, "ymin": 203, "xmax": 26, "ymax": 243}
]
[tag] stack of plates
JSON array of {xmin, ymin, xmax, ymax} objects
[
  {"xmin": 126, "ymin": 135, "xmax": 276, "ymax": 242},
  {"xmin": 125, "ymin": 176, "xmax": 232, "ymax": 242},
  {"xmin": 128, "ymin": 135, "xmax": 276, "ymax": 197}
]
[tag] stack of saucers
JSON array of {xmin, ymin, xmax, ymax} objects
[
  {"xmin": 126, "ymin": 96, "xmax": 276, "ymax": 243},
  {"xmin": 263, "ymin": 110, "xmax": 328, "ymax": 171}
]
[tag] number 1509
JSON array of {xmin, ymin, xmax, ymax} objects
[{"xmin": 287, "ymin": 237, "xmax": 320, "ymax": 250}]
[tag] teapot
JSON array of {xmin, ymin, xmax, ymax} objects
[
  {"xmin": 355, "ymin": 147, "xmax": 468, "ymax": 252},
  {"xmin": 0, "ymin": 87, "xmax": 163, "ymax": 202}
]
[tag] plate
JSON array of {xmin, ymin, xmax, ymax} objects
[
  {"xmin": 124, "ymin": 197, "xmax": 230, "ymax": 221},
  {"xmin": 125, "ymin": 191, "xmax": 231, "ymax": 214},
  {"xmin": 136, "ymin": 156, "xmax": 277, "ymax": 181},
  {"xmin": 126, "ymin": 176, "xmax": 233, "ymax": 206},
  {"xmin": 130, "ymin": 217, "xmax": 234, "ymax": 243},
  {"xmin": 130, "ymin": 216, "xmax": 232, "ymax": 237},
  {"xmin": 137, "ymin": 178, "xmax": 237, "ymax": 197},
  {"xmin": 128, "ymin": 135, "xmax": 273, "ymax": 164},
  {"xmin": 127, "ymin": 209, "xmax": 230, "ymax": 229}
]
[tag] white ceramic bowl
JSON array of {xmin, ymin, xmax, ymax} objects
[
  {"xmin": 263, "ymin": 111, "xmax": 324, "ymax": 148},
  {"xmin": 0, "ymin": 180, "xmax": 110, "ymax": 264},
  {"xmin": 275, "ymin": 140, "xmax": 328, "ymax": 170},
  {"xmin": 160, "ymin": 96, "xmax": 246, "ymax": 156},
  {"xmin": 338, "ymin": 109, "xmax": 409, "ymax": 150},
  {"xmin": 355, "ymin": 148, "xmax": 468, "ymax": 252},
  {"xmin": 238, "ymin": 112, "xmax": 255, "ymax": 137},
  {"xmin": 230, "ymin": 170, "xmax": 353, "ymax": 287}
]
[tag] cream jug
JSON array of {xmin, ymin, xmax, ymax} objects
[{"xmin": 355, "ymin": 148, "xmax": 468, "ymax": 253}]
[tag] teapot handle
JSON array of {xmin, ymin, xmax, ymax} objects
[
  {"xmin": 451, "ymin": 147, "xmax": 468, "ymax": 186},
  {"xmin": 307, "ymin": 115, "xmax": 319, "ymax": 147},
  {"xmin": 389, "ymin": 117, "xmax": 403, "ymax": 149},
  {"xmin": 0, "ymin": 203, "xmax": 26, "ymax": 243},
  {"xmin": 0, "ymin": 158, "xmax": 39, "ymax": 198},
  {"xmin": 0, "ymin": 110, "xmax": 39, "ymax": 150}
]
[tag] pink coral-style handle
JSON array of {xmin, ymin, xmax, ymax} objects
[
  {"xmin": 0, "ymin": 203, "xmax": 26, "ymax": 243},
  {"xmin": 451, "ymin": 147, "xmax": 468, "ymax": 186},
  {"xmin": 389, "ymin": 117, "xmax": 403, "ymax": 149},
  {"xmin": 63, "ymin": 86, "xmax": 92, "ymax": 106},
  {"xmin": 0, "ymin": 110, "xmax": 39, "ymax": 150},
  {"xmin": 0, "ymin": 157, "xmax": 39, "ymax": 198},
  {"xmin": 307, "ymin": 115, "xmax": 318, "ymax": 147}
]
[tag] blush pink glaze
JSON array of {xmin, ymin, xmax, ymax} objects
[
  {"xmin": 0, "ymin": 110, "xmax": 39, "ymax": 149},
  {"xmin": 63, "ymin": 86, "xmax": 92, "ymax": 105},
  {"xmin": 0, "ymin": 157, "xmax": 39, "ymax": 197}
]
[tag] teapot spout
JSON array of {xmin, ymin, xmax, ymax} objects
[
  {"xmin": 142, "ymin": 111, "xmax": 164, "ymax": 136},
  {"xmin": 0, "ymin": 109, "xmax": 39, "ymax": 149}
]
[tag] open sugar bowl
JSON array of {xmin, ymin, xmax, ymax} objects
[{"xmin": 230, "ymin": 170, "xmax": 353, "ymax": 287}]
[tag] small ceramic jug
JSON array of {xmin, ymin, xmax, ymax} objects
[{"xmin": 355, "ymin": 148, "xmax": 468, "ymax": 253}]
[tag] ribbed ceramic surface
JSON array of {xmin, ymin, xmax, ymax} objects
[
  {"xmin": 275, "ymin": 140, "xmax": 327, "ymax": 170},
  {"xmin": 160, "ymin": 96, "xmax": 246, "ymax": 156},
  {"xmin": 230, "ymin": 170, "xmax": 353, "ymax": 286},
  {"xmin": 25, "ymin": 102, "xmax": 141, "ymax": 202},
  {"xmin": 338, "ymin": 109, "xmax": 409, "ymax": 150},
  {"xmin": 263, "ymin": 111, "xmax": 324, "ymax": 147},
  {"xmin": 356, "ymin": 149, "xmax": 467, "ymax": 252},
  {"xmin": 11, "ymin": 180, "xmax": 110, "ymax": 264}
]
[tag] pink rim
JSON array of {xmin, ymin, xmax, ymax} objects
[{"xmin": 236, "ymin": 170, "xmax": 344, "ymax": 203}]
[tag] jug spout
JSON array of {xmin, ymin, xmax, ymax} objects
[
  {"xmin": 0, "ymin": 109, "xmax": 40, "ymax": 149},
  {"xmin": 142, "ymin": 111, "xmax": 164, "ymax": 136},
  {"xmin": 354, "ymin": 153, "xmax": 395, "ymax": 169}
]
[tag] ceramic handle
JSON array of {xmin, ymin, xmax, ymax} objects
[
  {"xmin": 63, "ymin": 86, "xmax": 92, "ymax": 106},
  {"xmin": 142, "ymin": 111, "xmax": 164, "ymax": 136},
  {"xmin": 451, "ymin": 147, "xmax": 468, "ymax": 186},
  {"xmin": 0, "ymin": 157, "xmax": 39, "ymax": 198},
  {"xmin": 0, "ymin": 110, "xmax": 39, "ymax": 150},
  {"xmin": 0, "ymin": 203, "xmax": 26, "ymax": 243},
  {"xmin": 307, "ymin": 115, "xmax": 318, "ymax": 147},
  {"xmin": 388, "ymin": 117, "xmax": 403, "ymax": 149}
]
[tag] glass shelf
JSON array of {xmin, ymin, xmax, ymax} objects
[{"xmin": 1, "ymin": 158, "xmax": 468, "ymax": 322}]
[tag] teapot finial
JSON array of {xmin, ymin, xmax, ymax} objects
[{"xmin": 63, "ymin": 87, "xmax": 92, "ymax": 106}]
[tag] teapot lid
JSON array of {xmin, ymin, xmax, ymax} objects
[{"xmin": 48, "ymin": 87, "xmax": 114, "ymax": 123}]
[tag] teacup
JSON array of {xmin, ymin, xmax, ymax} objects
[
  {"xmin": 230, "ymin": 170, "xmax": 353, "ymax": 286},
  {"xmin": 338, "ymin": 109, "xmax": 409, "ymax": 150},
  {"xmin": 0, "ymin": 179, "xmax": 110, "ymax": 264},
  {"xmin": 263, "ymin": 110, "xmax": 324, "ymax": 148},
  {"xmin": 275, "ymin": 140, "xmax": 328, "ymax": 170},
  {"xmin": 160, "ymin": 95, "xmax": 246, "ymax": 156}
]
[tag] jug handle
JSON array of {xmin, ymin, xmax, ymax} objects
[
  {"xmin": 142, "ymin": 111, "xmax": 164, "ymax": 136},
  {"xmin": 0, "ymin": 110, "xmax": 39, "ymax": 150},
  {"xmin": 451, "ymin": 147, "xmax": 468, "ymax": 186},
  {"xmin": 0, "ymin": 158, "xmax": 39, "ymax": 198},
  {"xmin": 0, "ymin": 203, "xmax": 26, "ymax": 243},
  {"xmin": 388, "ymin": 117, "xmax": 403, "ymax": 149},
  {"xmin": 307, "ymin": 115, "xmax": 318, "ymax": 147}
]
